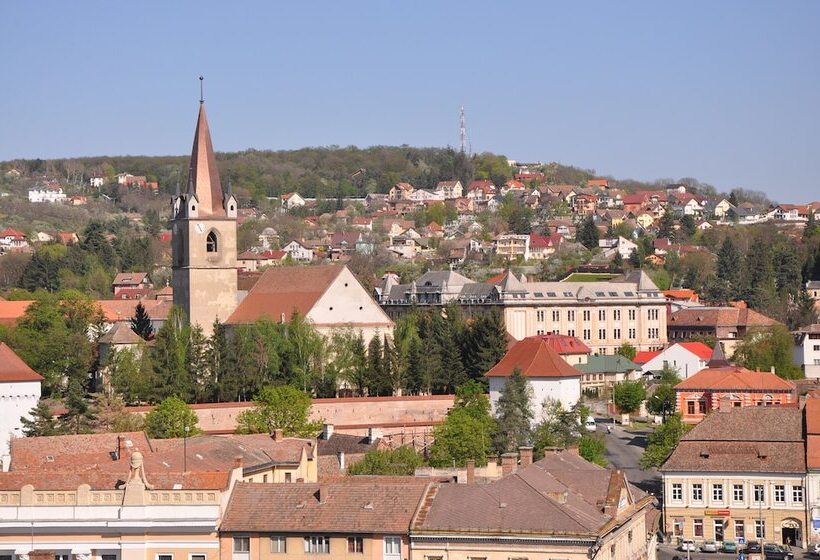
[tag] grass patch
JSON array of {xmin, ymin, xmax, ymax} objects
[{"xmin": 561, "ymin": 273, "xmax": 618, "ymax": 282}]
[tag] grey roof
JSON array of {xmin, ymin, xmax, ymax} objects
[
  {"xmin": 497, "ymin": 270, "xmax": 528, "ymax": 293},
  {"xmin": 415, "ymin": 270, "xmax": 473, "ymax": 289},
  {"xmin": 617, "ymin": 270, "xmax": 660, "ymax": 292},
  {"xmin": 577, "ymin": 355, "xmax": 640, "ymax": 374}
]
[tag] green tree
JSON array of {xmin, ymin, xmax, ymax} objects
[
  {"xmin": 706, "ymin": 237, "xmax": 743, "ymax": 303},
  {"xmin": 151, "ymin": 306, "xmax": 201, "ymax": 402},
  {"xmin": 462, "ymin": 310, "xmax": 508, "ymax": 382},
  {"xmin": 347, "ymin": 446, "xmax": 424, "ymax": 476},
  {"xmin": 144, "ymin": 396, "xmax": 201, "ymax": 439},
  {"xmin": 89, "ymin": 393, "xmax": 144, "ymax": 433},
  {"xmin": 657, "ymin": 212, "xmax": 675, "ymax": 240},
  {"xmin": 59, "ymin": 379, "xmax": 97, "ymax": 434},
  {"xmin": 578, "ymin": 434, "xmax": 608, "ymax": 467},
  {"xmin": 493, "ymin": 369, "xmax": 533, "ymax": 453},
  {"xmin": 733, "ymin": 325, "xmax": 803, "ymax": 379},
  {"xmin": 613, "ymin": 380, "xmax": 646, "ymax": 414},
  {"xmin": 532, "ymin": 398, "xmax": 582, "ymax": 454},
  {"xmin": 640, "ymin": 414, "xmax": 691, "ymax": 469},
  {"xmin": 21, "ymin": 401, "xmax": 63, "ymax": 437},
  {"xmin": 130, "ymin": 302, "xmax": 154, "ymax": 340},
  {"xmin": 429, "ymin": 381, "xmax": 495, "ymax": 467},
  {"xmin": 679, "ymin": 214, "xmax": 696, "ymax": 238},
  {"xmin": 617, "ymin": 342, "xmax": 637, "ymax": 361},
  {"xmin": 577, "ymin": 216, "xmax": 600, "ymax": 250},
  {"xmin": 235, "ymin": 385, "xmax": 322, "ymax": 437}
]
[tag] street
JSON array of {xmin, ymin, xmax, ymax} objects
[
  {"xmin": 596, "ymin": 419, "xmax": 661, "ymax": 495},
  {"xmin": 656, "ymin": 543, "xmax": 815, "ymax": 559}
]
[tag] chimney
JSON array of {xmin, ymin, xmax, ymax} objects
[
  {"xmin": 337, "ymin": 451, "xmax": 345, "ymax": 471},
  {"xmin": 317, "ymin": 484, "xmax": 328, "ymax": 504},
  {"xmin": 272, "ymin": 429, "xmax": 284, "ymax": 441},
  {"xmin": 719, "ymin": 396, "xmax": 733, "ymax": 413},
  {"xmin": 233, "ymin": 455, "xmax": 243, "ymax": 469},
  {"xmin": 770, "ymin": 366, "xmax": 776, "ymax": 374},
  {"xmin": 322, "ymin": 423, "xmax": 334, "ymax": 440},
  {"xmin": 519, "ymin": 446, "xmax": 533, "ymax": 468},
  {"xmin": 368, "ymin": 427, "xmax": 382, "ymax": 444},
  {"xmin": 466, "ymin": 459, "xmax": 475, "ymax": 484},
  {"xmin": 116, "ymin": 435, "xmax": 124, "ymax": 460},
  {"xmin": 501, "ymin": 452, "xmax": 517, "ymax": 477}
]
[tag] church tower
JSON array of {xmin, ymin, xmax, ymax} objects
[{"xmin": 171, "ymin": 96, "xmax": 238, "ymax": 336}]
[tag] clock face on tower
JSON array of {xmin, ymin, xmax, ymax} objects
[{"xmin": 195, "ymin": 223, "xmax": 205, "ymax": 234}]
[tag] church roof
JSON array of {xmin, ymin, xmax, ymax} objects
[
  {"xmin": 0, "ymin": 342, "xmax": 43, "ymax": 383},
  {"xmin": 187, "ymin": 103, "xmax": 225, "ymax": 216}
]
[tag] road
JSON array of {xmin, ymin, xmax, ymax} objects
[
  {"xmin": 596, "ymin": 419, "xmax": 661, "ymax": 495},
  {"xmin": 656, "ymin": 543, "xmax": 814, "ymax": 559}
]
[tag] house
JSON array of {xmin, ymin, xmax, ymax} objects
[
  {"xmin": 599, "ymin": 236, "xmax": 638, "ymax": 260},
  {"xmin": 57, "ymin": 231, "xmax": 79, "ymax": 245},
  {"xmin": 96, "ymin": 299, "xmax": 172, "ymax": 333},
  {"xmin": 465, "ymin": 179, "xmax": 496, "ymax": 202},
  {"xmin": 436, "ymin": 180, "xmax": 463, "ymax": 199},
  {"xmin": 661, "ymin": 406, "xmax": 806, "ymax": 549},
  {"xmin": 809, "ymin": 281, "xmax": 820, "ymax": 311},
  {"xmin": 407, "ymin": 188, "xmax": 444, "ymax": 202},
  {"xmin": 116, "ymin": 173, "xmax": 147, "ymax": 188},
  {"xmin": 0, "ymin": 227, "xmax": 28, "ymax": 253},
  {"xmin": 495, "ymin": 233, "xmax": 530, "ymax": 261},
  {"xmin": 351, "ymin": 216, "xmax": 373, "ymax": 231},
  {"xmin": 237, "ymin": 250, "xmax": 288, "ymax": 272},
  {"xmin": 387, "ymin": 182, "xmax": 414, "ymax": 201},
  {"xmin": 705, "ymin": 198, "xmax": 735, "ymax": 219},
  {"xmin": 636, "ymin": 341, "xmax": 713, "ymax": 379},
  {"xmin": 0, "ymin": 343, "xmax": 42, "ymax": 455},
  {"xmin": 667, "ymin": 306, "xmax": 781, "ymax": 357},
  {"xmin": 257, "ymin": 226, "xmax": 280, "ymax": 249},
  {"xmin": 532, "ymin": 333, "xmax": 591, "ymax": 366},
  {"xmin": 221, "ymin": 478, "xmax": 429, "ymax": 560},
  {"xmin": 528, "ymin": 233, "xmax": 562, "ymax": 260},
  {"xmin": 88, "ymin": 174, "xmax": 105, "ymax": 188},
  {"xmin": 487, "ymin": 335, "xmax": 583, "ymax": 418},
  {"xmin": 794, "ymin": 324, "xmax": 820, "ymax": 379},
  {"xmin": 573, "ymin": 193, "xmax": 598, "ymax": 215},
  {"xmin": 673, "ymin": 365, "xmax": 797, "ymax": 424},
  {"xmin": 726, "ymin": 204, "xmax": 765, "ymax": 224},
  {"xmin": 27, "ymin": 185, "xmax": 67, "ymax": 203},
  {"xmin": 111, "ymin": 272, "xmax": 152, "ymax": 295},
  {"xmin": 281, "ymin": 239, "xmax": 314, "ymax": 262},
  {"xmin": 381, "ymin": 218, "xmax": 415, "ymax": 237},
  {"xmin": 226, "ymin": 264, "xmax": 394, "ymax": 344},
  {"xmin": 577, "ymin": 355, "xmax": 641, "ymax": 395},
  {"xmin": 412, "ymin": 450, "xmax": 657, "ymax": 560},
  {"xmin": 280, "ymin": 191, "xmax": 306, "ymax": 210}
]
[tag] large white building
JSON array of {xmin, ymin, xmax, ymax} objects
[
  {"xmin": 0, "ymin": 342, "xmax": 43, "ymax": 457},
  {"xmin": 27, "ymin": 185, "xmax": 67, "ymax": 203}
]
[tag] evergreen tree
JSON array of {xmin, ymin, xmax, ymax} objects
[
  {"xmin": 707, "ymin": 237, "xmax": 743, "ymax": 303},
  {"xmin": 21, "ymin": 401, "xmax": 63, "ymax": 437},
  {"xmin": 404, "ymin": 335, "xmax": 425, "ymax": 395},
  {"xmin": 437, "ymin": 316, "xmax": 467, "ymax": 393},
  {"xmin": 610, "ymin": 250, "xmax": 623, "ymax": 272},
  {"xmin": 130, "ymin": 302, "xmax": 154, "ymax": 340},
  {"xmin": 463, "ymin": 310, "xmax": 508, "ymax": 382},
  {"xmin": 628, "ymin": 248, "xmax": 642, "ymax": 268},
  {"xmin": 679, "ymin": 214, "xmax": 696, "ymax": 238},
  {"xmin": 366, "ymin": 335, "xmax": 384, "ymax": 396},
  {"xmin": 152, "ymin": 306, "xmax": 196, "ymax": 402},
  {"xmin": 657, "ymin": 211, "xmax": 675, "ymax": 240},
  {"xmin": 577, "ymin": 216, "xmax": 600, "ymax": 249},
  {"xmin": 493, "ymin": 368, "xmax": 533, "ymax": 453},
  {"xmin": 59, "ymin": 379, "xmax": 97, "ymax": 434}
]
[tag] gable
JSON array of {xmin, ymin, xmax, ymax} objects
[{"xmin": 308, "ymin": 267, "xmax": 394, "ymax": 328}]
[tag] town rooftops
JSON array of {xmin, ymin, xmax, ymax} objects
[
  {"xmin": 221, "ymin": 479, "xmax": 430, "ymax": 533},
  {"xmin": 98, "ymin": 322, "xmax": 143, "ymax": 345},
  {"xmin": 486, "ymin": 336, "xmax": 583, "ymax": 378},
  {"xmin": 673, "ymin": 366, "xmax": 796, "ymax": 392},
  {"xmin": 0, "ymin": 342, "xmax": 43, "ymax": 383},
  {"xmin": 805, "ymin": 396, "xmax": 820, "ymax": 469}
]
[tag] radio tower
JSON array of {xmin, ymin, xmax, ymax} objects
[{"xmin": 459, "ymin": 106, "xmax": 469, "ymax": 155}]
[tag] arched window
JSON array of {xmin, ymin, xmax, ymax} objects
[{"xmin": 206, "ymin": 231, "xmax": 218, "ymax": 253}]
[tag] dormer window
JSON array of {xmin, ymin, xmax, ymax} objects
[{"xmin": 206, "ymin": 231, "xmax": 218, "ymax": 253}]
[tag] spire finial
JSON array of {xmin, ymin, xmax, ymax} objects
[{"xmin": 199, "ymin": 75, "xmax": 204, "ymax": 104}]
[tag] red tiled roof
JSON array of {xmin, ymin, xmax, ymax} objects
[
  {"xmin": 634, "ymin": 350, "xmax": 660, "ymax": 365},
  {"xmin": 0, "ymin": 300, "xmax": 34, "ymax": 327},
  {"xmin": 486, "ymin": 336, "xmax": 582, "ymax": 378},
  {"xmin": 674, "ymin": 366, "xmax": 796, "ymax": 392},
  {"xmin": 0, "ymin": 342, "xmax": 43, "ymax": 382},
  {"xmin": 532, "ymin": 334, "xmax": 591, "ymax": 355},
  {"xmin": 669, "ymin": 307, "xmax": 780, "ymax": 328},
  {"xmin": 676, "ymin": 342, "xmax": 713, "ymax": 361}
]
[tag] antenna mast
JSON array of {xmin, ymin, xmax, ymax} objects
[{"xmin": 459, "ymin": 106, "xmax": 469, "ymax": 155}]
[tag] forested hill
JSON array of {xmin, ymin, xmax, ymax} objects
[{"xmin": 4, "ymin": 146, "xmax": 616, "ymax": 205}]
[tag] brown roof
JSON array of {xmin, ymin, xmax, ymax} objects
[
  {"xmin": 0, "ymin": 300, "xmax": 34, "ymax": 327},
  {"xmin": 221, "ymin": 479, "xmax": 430, "ymax": 533},
  {"xmin": 97, "ymin": 299, "xmax": 172, "ymax": 322},
  {"xmin": 112, "ymin": 272, "xmax": 149, "ymax": 286},
  {"xmin": 680, "ymin": 406, "xmax": 803, "ymax": 442},
  {"xmin": 674, "ymin": 366, "xmax": 796, "ymax": 392},
  {"xmin": 417, "ymin": 451, "xmax": 648, "ymax": 536},
  {"xmin": 317, "ymin": 433, "xmax": 380, "ymax": 456},
  {"xmin": 486, "ymin": 336, "xmax": 582, "ymax": 378},
  {"xmin": 669, "ymin": 307, "xmax": 780, "ymax": 328},
  {"xmin": 0, "ymin": 342, "xmax": 43, "ymax": 382},
  {"xmin": 226, "ymin": 264, "xmax": 343, "ymax": 324},
  {"xmin": 186, "ymin": 102, "xmax": 226, "ymax": 217},
  {"xmin": 99, "ymin": 322, "xmax": 143, "ymax": 345}
]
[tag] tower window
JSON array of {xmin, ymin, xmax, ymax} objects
[{"xmin": 206, "ymin": 231, "xmax": 218, "ymax": 253}]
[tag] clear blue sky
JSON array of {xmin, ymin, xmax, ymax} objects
[{"xmin": 1, "ymin": 1, "xmax": 818, "ymax": 200}]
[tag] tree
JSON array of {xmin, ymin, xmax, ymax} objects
[
  {"xmin": 657, "ymin": 212, "xmax": 675, "ymax": 241},
  {"xmin": 532, "ymin": 398, "xmax": 582, "ymax": 454},
  {"xmin": 21, "ymin": 400, "xmax": 63, "ymax": 437},
  {"xmin": 59, "ymin": 378, "xmax": 96, "ymax": 434},
  {"xmin": 347, "ymin": 446, "xmax": 424, "ymax": 476},
  {"xmin": 151, "ymin": 306, "xmax": 201, "ymax": 402},
  {"xmin": 706, "ymin": 237, "xmax": 743, "ymax": 303},
  {"xmin": 130, "ymin": 302, "xmax": 154, "ymax": 340},
  {"xmin": 90, "ymin": 393, "xmax": 144, "ymax": 432},
  {"xmin": 679, "ymin": 214, "xmax": 696, "ymax": 238},
  {"xmin": 628, "ymin": 248, "xmax": 642, "ymax": 268},
  {"xmin": 577, "ymin": 216, "xmax": 599, "ymax": 250},
  {"xmin": 493, "ymin": 369, "xmax": 533, "ymax": 453},
  {"xmin": 617, "ymin": 342, "xmax": 637, "ymax": 361},
  {"xmin": 108, "ymin": 347, "xmax": 156, "ymax": 404},
  {"xmin": 235, "ymin": 385, "xmax": 322, "ymax": 437},
  {"xmin": 462, "ymin": 310, "xmax": 507, "ymax": 382},
  {"xmin": 613, "ymin": 380, "xmax": 646, "ymax": 415},
  {"xmin": 733, "ymin": 325, "xmax": 803, "ymax": 379},
  {"xmin": 578, "ymin": 434, "xmax": 608, "ymax": 467},
  {"xmin": 640, "ymin": 414, "xmax": 690, "ymax": 469},
  {"xmin": 429, "ymin": 381, "xmax": 495, "ymax": 467},
  {"xmin": 144, "ymin": 396, "xmax": 201, "ymax": 439}
]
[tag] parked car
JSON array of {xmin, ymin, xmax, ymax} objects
[
  {"xmin": 701, "ymin": 539, "xmax": 718, "ymax": 552},
  {"xmin": 584, "ymin": 417, "xmax": 597, "ymax": 432},
  {"xmin": 721, "ymin": 539, "xmax": 737, "ymax": 553},
  {"xmin": 762, "ymin": 543, "xmax": 794, "ymax": 560},
  {"xmin": 678, "ymin": 539, "xmax": 697, "ymax": 552}
]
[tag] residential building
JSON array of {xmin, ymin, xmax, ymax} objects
[
  {"xmin": 661, "ymin": 406, "xmax": 806, "ymax": 549},
  {"xmin": 257, "ymin": 227, "xmax": 280, "ymax": 249},
  {"xmin": 219, "ymin": 479, "xmax": 429, "ymax": 560},
  {"xmin": 171, "ymin": 99, "xmax": 239, "ymax": 337},
  {"xmin": 667, "ymin": 306, "xmax": 781, "ymax": 357},
  {"xmin": 599, "ymin": 236, "xmax": 638, "ymax": 260},
  {"xmin": 280, "ymin": 192, "xmax": 306, "ymax": 210},
  {"xmin": 808, "ymin": 281, "xmax": 820, "ymax": 311},
  {"xmin": 795, "ymin": 324, "xmax": 820, "ymax": 379},
  {"xmin": 387, "ymin": 182, "xmax": 414, "ymax": 201},
  {"xmin": 487, "ymin": 335, "xmax": 582, "ymax": 419},
  {"xmin": 237, "ymin": 250, "xmax": 287, "ymax": 272},
  {"xmin": 495, "ymin": 233, "xmax": 530, "ymax": 261},
  {"xmin": 673, "ymin": 366, "xmax": 797, "ymax": 424},
  {"xmin": 89, "ymin": 174, "xmax": 105, "ymax": 188},
  {"xmin": 635, "ymin": 341, "xmax": 713, "ymax": 379},
  {"xmin": 412, "ymin": 450, "xmax": 657, "ymax": 560},
  {"xmin": 112, "ymin": 272, "xmax": 152, "ymax": 295},
  {"xmin": 577, "ymin": 355, "xmax": 641, "ymax": 395},
  {"xmin": 534, "ymin": 333, "xmax": 591, "ymax": 366},
  {"xmin": 27, "ymin": 185, "xmax": 67, "ymax": 203},
  {"xmin": 281, "ymin": 240, "xmax": 314, "ymax": 262},
  {"xmin": 407, "ymin": 188, "xmax": 444, "ymax": 203},
  {"xmin": 0, "ymin": 228, "xmax": 28, "ymax": 253},
  {"xmin": 436, "ymin": 180, "xmax": 463, "ymax": 199},
  {"xmin": 528, "ymin": 233, "xmax": 563, "ymax": 260},
  {"xmin": 226, "ymin": 264, "xmax": 393, "ymax": 344},
  {"xmin": 0, "ymin": 343, "xmax": 42, "ymax": 455}
]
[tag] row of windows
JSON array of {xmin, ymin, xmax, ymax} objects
[
  {"xmin": 671, "ymin": 483, "xmax": 803, "ymax": 504},
  {"xmin": 534, "ymin": 308, "xmax": 654, "ymax": 322},
  {"xmin": 233, "ymin": 536, "xmax": 401, "ymax": 555},
  {"xmin": 676, "ymin": 518, "xmax": 765, "ymax": 540}
]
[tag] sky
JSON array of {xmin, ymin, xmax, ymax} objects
[{"xmin": 1, "ymin": 1, "xmax": 819, "ymax": 200}]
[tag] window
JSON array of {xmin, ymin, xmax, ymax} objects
[
  {"xmin": 754, "ymin": 484, "xmax": 765, "ymax": 503},
  {"xmin": 712, "ymin": 484, "xmax": 723, "ymax": 502},
  {"xmin": 270, "ymin": 536, "xmax": 287, "ymax": 553},
  {"xmin": 262, "ymin": 474, "xmax": 268, "ymax": 483},
  {"xmin": 755, "ymin": 519, "xmax": 765, "ymax": 539},
  {"xmin": 733, "ymin": 484, "xmax": 744, "ymax": 502},
  {"xmin": 628, "ymin": 530, "xmax": 633, "ymax": 543},
  {"xmin": 613, "ymin": 328, "xmax": 621, "ymax": 340},
  {"xmin": 536, "ymin": 310, "xmax": 545, "ymax": 322},
  {"xmin": 583, "ymin": 310, "xmax": 591, "ymax": 321},
  {"xmin": 206, "ymin": 231, "xmax": 218, "ymax": 253},
  {"xmin": 687, "ymin": 401, "xmax": 695, "ymax": 415},
  {"xmin": 285, "ymin": 472, "xmax": 292, "ymax": 483},
  {"xmin": 673, "ymin": 519, "xmax": 683, "ymax": 536},
  {"xmin": 774, "ymin": 484, "xmax": 785, "ymax": 503},
  {"xmin": 552, "ymin": 310, "xmax": 560, "ymax": 322},
  {"xmin": 614, "ymin": 309, "xmax": 621, "ymax": 320},
  {"xmin": 583, "ymin": 329, "xmax": 591, "ymax": 340},
  {"xmin": 628, "ymin": 309, "xmax": 636, "ymax": 321},
  {"xmin": 628, "ymin": 328, "xmax": 636, "ymax": 339},
  {"xmin": 55, "ymin": 556, "xmax": 70, "ymax": 560},
  {"xmin": 190, "ymin": 555, "xmax": 206, "ymax": 560},
  {"xmin": 384, "ymin": 536, "xmax": 401, "ymax": 555},
  {"xmin": 648, "ymin": 308, "xmax": 659, "ymax": 320},
  {"xmin": 347, "ymin": 537, "xmax": 363, "ymax": 554},
  {"xmin": 793, "ymin": 485, "xmax": 804, "ymax": 503},
  {"xmin": 694, "ymin": 518, "xmax": 704, "ymax": 537},
  {"xmin": 671, "ymin": 483, "xmax": 682, "ymax": 501},
  {"xmin": 734, "ymin": 519, "xmax": 745, "ymax": 539},
  {"xmin": 698, "ymin": 401, "xmax": 707, "ymax": 414},
  {"xmin": 692, "ymin": 483, "xmax": 703, "ymax": 502},
  {"xmin": 568, "ymin": 310, "xmax": 575, "ymax": 321},
  {"xmin": 304, "ymin": 536, "xmax": 330, "ymax": 554},
  {"xmin": 567, "ymin": 329, "xmax": 575, "ymax": 337},
  {"xmin": 598, "ymin": 329, "xmax": 606, "ymax": 340},
  {"xmin": 599, "ymin": 309, "xmax": 606, "ymax": 321},
  {"xmin": 233, "ymin": 537, "xmax": 250, "ymax": 553},
  {"xmin": 157, "ymin": 556, "xmax": 172, "ymax": 560}
]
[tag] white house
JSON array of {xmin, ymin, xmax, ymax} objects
[
  {"xmin": 0, "ymin": 342, "xmax": 43, "ymax": 457},
  {"xmin": 89, "ymin": 175, "xmax": 105, "ymax": 188},
  {"xmin": 27, "ymin": 185, "xmax": 67, "ymax": 203},
  {"xmin": 486, "ymin": 335, "xmax": 582, "ymax": 422},
  {"xmin": 281, "ymin": 192, "xmax": 306, "ymax": 210},
  {"xmin": 281, "ymin": 240, "xmax": 314, "ymax": 262},
  {"xmin": 436, "ymin": 180, "xmax": 463, "ymax": 199},
  {"xmin": 794, "ymin": 324, "xmax": 820, "ymax": 379},
  {"xmin": 599, "ymin": 236, "xmax": 638, "ymax": 260},
  {"xmin": 634, "ymin": 341, "xmax": 713, "ymax": 379},
  {"xmin": 408, "ymin": 189, "xmax": 445, "ymax": 202}
]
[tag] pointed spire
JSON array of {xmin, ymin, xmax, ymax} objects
[
  {"xmin": 707, "ymin": 341, "xmax": 730, "ymax": 368},
  {"xmin": 185, "ymin": 99, "xmax": 225, "ymax": 216}
]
